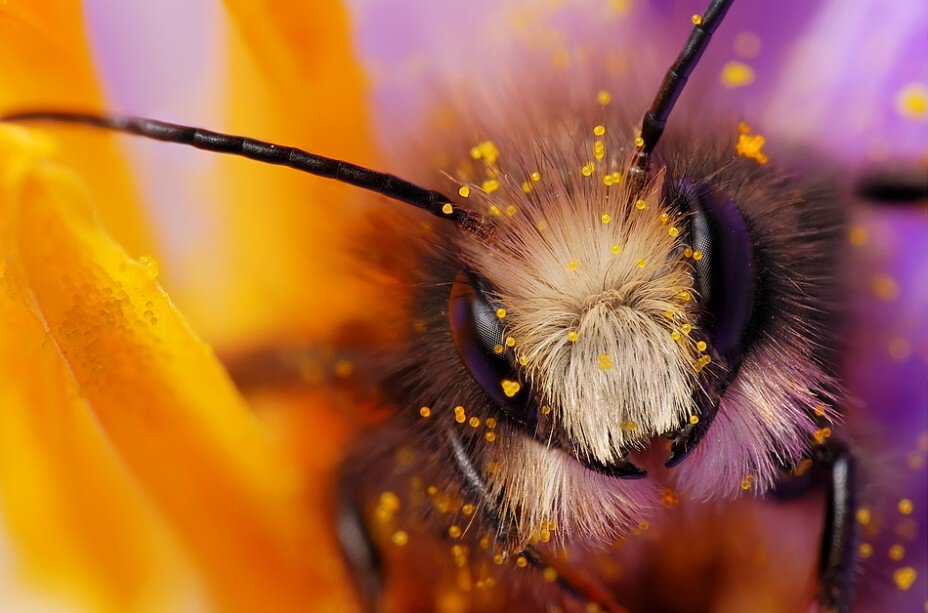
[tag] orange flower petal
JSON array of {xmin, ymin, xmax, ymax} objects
[
  {"xmin": 0, "ymin": 0, "xmax": 154, "ymax": 256},
  {"xmin": 0, "ymin": 127, "xmax": 340, "ymax": 610},
  {"xmin": 175, "ymin": 2, "xmax": 380, "ymax": 350}
]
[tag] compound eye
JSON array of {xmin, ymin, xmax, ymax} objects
[
  {"xmin": 449, "ymin": 270, "xmax": 533, "ymax": 425},
  {"xmin": 672, "ymin": 180, "xmax": 756, "ymax": 361}
]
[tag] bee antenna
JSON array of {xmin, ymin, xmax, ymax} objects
[
  {"xmin": 1, "ymin": 111, "xmax": 480, "ymax": 227},
  {"xmin": 628, "ymin": 0, "xmax": 734, "ymax": 190}
]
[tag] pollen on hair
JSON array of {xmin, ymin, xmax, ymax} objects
[
  {"xmin": 566, "ymin": 330, "xmax": 579, "ymax": 342},
  {"xmin": 458, "ymin": 185, "xmax": 471, "ymax": 198},
  {"xmin": 635, "ymin": 199, "xmax": 647, "ymax": 210},
  {"xmin": 601, "ymin": 213, "xmax": 611, "ymax": 224},
  {"xmin": 593, "ymin": 124, "xmax": 606, "ymax": 136},
  {"xmin": 736, "ymin": 123, "xmax": 768, "ymax": 164},
  {"xmin": 419, "ymin": 406, "xmax": 431, "ymax": 418},
  {"xmin": 482, "ymin": 178, "xmax": 500, "ymax": 193},
  {"xmin": 505, "ymin": 336, "xmax": 516, "ymax": 347},
  {"xmin": 596, "ymin": 90, "xmax": 612, "ymax": 105},
  {"xmin": 581, "ymin": 163, "xmax": 595, "ymax": 176},
  {"xmin": 470, "ymin": 140, "xmax": 500, "ymax": 165},
  {"xmin": 691, "ymin": 14, "xmax": 702, "ymax": 25},
  {"xmin": 610, "ymin": 243, "xmax": 622, "ymax": 254},
  {"xmin": 598, "ymin": 354, "xmax": 614, "ymax": 371},
  {"xmin": 634, "ymin": 134, "xmax": 645, "ymax": 147},
  {"xmin": 441, "ymin": 203, "xmax": 454, "ymax": 215}
]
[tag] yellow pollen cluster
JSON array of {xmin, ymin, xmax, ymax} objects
[
  {"xmin": 659, "ymin": 212, "xmax": 670, "ymax": 223},
  {"xmin": 696, "ymin": 340, "xmax": 707, "ymax": 352},
  {"xmin": 620, "ymin": 420, "xmax": 638, "ymax": 431},
  {"xmin": 593, "ymin": 140, "xmax": 605, "ymax": 160},
  {"xmin": 454, "ymin": 405, "xmax": 467, "ymax": 424},
  {"xmin": 521, "ymin": 181, "xmax": 532, "ymax": 193},
  {"xmin": 603, "ymin": 171, "xmax": 623, "ymax": 186},
  {"xmin": 458, "ymin": 185, "xmax": 470, "ymax": 198},
  {"xmin": 448, "ymin": 525, "xmax": 462, "ymax": 539},
  {"xmin": 598, "ymin": 354, "xmax": 614, "ymax": 371},
  {"xmin": 736, "ymin": 123, "xmax": 769, "ymax": 164},
  {"xmin": 741, "ymin": 474, "xmax": 755, "ymax": 490},
  {"xmin": 635, "ymin": 199, "xmax": 647, "ymax": 210},
  {"xmin": 634, "ymin": 135, "xmax": 645, "ymax": 147},
  {"xmin": 566, "ymin": 330, "xmax": 579, "ymax": 342},
  {"xmin": 597, "ymin": 90, "xmax": 612, "ymax": 105},
  {"xmin": 496, "ymin": 307, "xmax": 507, "ymax": 319},
  {"xmin": 419, "ymin": 406, "xmax": 431, "ymax": 418},
  {"xmin": 893, "ymin": 567, "xmax": 917, "ymax": 591},
  {"xmin": 689, "ymin": 415, "xmax": 700, "ymax": 425},
  {"xmin": 692, "ymin": 250, "xmax": 704, "ymax": 261},
  {"xmin": 593, "ymin": 125, "xmax": 606, "ymax": 136},
  {"xmin": 505, "ymin": 336, "xmax": 516, "ymax": 347},
  {"xmin": 541, "ymin": 405, "xmax": 552, "ymax": 415},
  {"xmin": 376, "ymin": 491, "xmax": 401, "ymax": 523},
  {"xmin": 567, "ymin": 260, "xmax": 578, "ymax": 271},
  {"xmin": 470, "ymin": 140, "xmax": 500, "ymax": 165},
  {"xmin": 482, "ymin": 179, "xmax": 500, "ymax": 193},
  {"xmin": 813, "ymin": 427, "xmax": 833, "ymax": 445},
  {"xmin": 610, "ymin": 244, "xmax": 622, "ymax": 254},
  {"xmin": 501, "ymin": 379, "xmax": 522, "ymax": 397},
  {"xmin": 668, "ymin": 226, "xmax": 680, "ymax": 237},
  {"xmin": 637, "ymin": 259, "xmax": 647, "ymax": 268},
  {"xmin": 531, "ymin": 171, "xmax": 541, "ymax": 182},
  {"xmin": 493, "ymin": 344, "xmax": 504, "ymax": 354},
  {"xmin": 601, "ymin": 213, "xmax": 611, "ymax": 224},
  {"xmin": 581, "ymin": 163, "xmax": 595, "ymax": 176},
  {"xmin": 691, "ymin": 14, "xmax": 702, "ymax": 25},
  {"xmin": 391, "ymin": 531, "xmax": 409, "ymax": 546}
]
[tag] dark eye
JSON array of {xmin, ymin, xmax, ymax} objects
[
  {"xmin": 671, "ymin": 180, "xmax": 756, "ymax": 362},
  {"xmin": 448, "ymin": 270, "xmax": 534, "ymax": 426}
]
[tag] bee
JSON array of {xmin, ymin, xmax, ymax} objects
[{"xmin": 5, "ymin": 0, "xmax": 926, "ymax": 611}]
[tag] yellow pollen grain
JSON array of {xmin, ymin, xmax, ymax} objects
[
  {"xmin": 486, "ymin": 418, "xmax": 497, "ymax": 429},
  {"xmin": 721, "ymin": 61, "xmax": 755, "ymax": 88},
  {"xmin": 691, "ymin": 14, "xmax": 702, "ymax": 25},
  {"xmin": 859, "ymin": 543, "xmax": 873, "ymax": 558},
  {"xmin": 469, "ymin": 416, "xmax": 481, "ymax": 428},
  {"xmin": 693, "ymin": 250, "xmax": 704, "ymax": 261},
  {"xmin": 597, "ymin": 90, "xmax": 612, "ymax": 105},
  {"xmin": 531, "ymin": 171, "xmax": 541, "ymax": 181},
  {"xmin": 542, "ymin": 567, "xmax": 558, "ymax": 582},
  {"xmin": 899, "ymin": 499, "xmax": 914, "ymax": 515},
  {"xmin": 621, "ymin": 420, "xmax": 638, "ymax": 431},
  {"xmin": 889, "ymin": 544, "xmax": 906, "ymax": 561},
  {"xmin": 482, "ymin": 179, "xmax": 500, "ymax": 194},
  {"xmin": 659, "ymin": 212, "xmax": 670, "ymax": 223},
  {"xmin": 505, "ymin": 336, "xmax": 516, "ymax": 347},
  {"xmin": 566, "ymin": 330, "xmax": 579, "ymax": 342},
  {"xmin": 391, "ymin": 531, "xmax": 409, "ymax": 546},
  {"xmin": 454, "ymin": 405, "xmax": 465, "ymax": 415},
  {"xmin": 505, "ymin": 204, "xmax": 518, "ymax": 217},
  {"xmin": 458, "ymin": 185, "xmax": 470, "ymax": 198},
  {"xmin": 462, "ymin": 503, "xmax": 474, "ymax": 515},
  {"xmin": 496, "ymin": 307, "xmax": 507, "ymax": 319},
  {"xmin": 455, "ymin": 413, "xmax": 466, "ymax": 424},
  {"xmin": 516, "ymin": 556, "xmax": 528, "ymax": 568},
  {"xmin": 696, "ymin": 340, "xmax": 707, "ymax": 352},
  {"xmin": 594, "ymin": 124, "xmax": 606, "ymax": 136},
  {"xmin": 856, "ymin": 508, "xmax": 872, "ymax": 525},
  {"xmin": 581, "ymin": 163, "xmax": 595, "ymax": 177},
  {"xmin": 541, "ymin": 405, "xmax": 552, "ymax": 415},
  {"xmin": 677, "ymin": 290, "xmax": 692, "ymax": 301},
  {"xmin": 683, "ymin": 246, "xmax": 694, "ymax": 258},
  {"xmin": 568, "ymin": 260, "xmax": 578, "ymax": 271},
  {"xmin": 893, "ymin": 566, "xmax": 917, "ymax": 591},
  {"xmin": 635, "ymin": 199, "xmax": 647, "ymax": 210},
  {"xmin": 895, "ymin": 83, "xmax": 928, "ymax": 120},
  {"xmin": 521, "ymin": 181, "xmax": 532, "ymax": 193},
  {"xmin": 501, "ymin": 379, "xmax": 522, "ymax": 398},
  {"xmin": 814, "ymin": 405, "xmax": 827, "ymax": 417},
  {"xmin": 601, "ymin": 213, "xmax": 612, "ymax": 224},
  {"xmin": 637, "ymin": 259, "xmax": 647, "ymax": 268},
  {"xmin": 448, "ymin": 525, "xmax": 462, "ymax": 539},
  {"xmin": 669, "ymin": 226, "xmax": 680, "ymax": 237},
  {"xmin": 848, "ymin": 225, "xmax": 869, "ymax": 246},
  {"xmin": 611, "ymin": 244, "xmax": 622, "ymax": 254},
  {"xmin": 634, "ymin": 136, "xmax": 645, "ymax": 147},
  {"xmin": 681, "ymin": 323, "xmax": 692, "ymax": 334},
  {"xmin": 604, "ymin": 174, "xmax": 614, "ymax": 186},
  {"xmin": 518, "ymin": 355, "xmax": 528, "ymax": 366},
  {"xmin": 419, "ymin": 406, "xmax": 432, "ymax": 418},
  {"xmin": 671, "ymin": 331, "xmax": 681, "ymax": 341},
  {"xmin": 689, "ymin": 415, "xmax": 700, "ymax": 425},
  {"xmin": 485, "ymin": 431, "xmax": 496, "ymax": 442},
  {"xmin": 442, "ymin": 203, "xmax": 454, "ymax": 215},
  {"xmin": 741, "ymin": 474, "xmax": 755, "ymax": 490},
  {"xmin": 598, "ymin": 354, "xmax": 614, "ymax": 371},
  {"xmin": 736, "ymin": 128, "xmax": 769, "ymax": 164},
  {"xmin": 493, "ymin": 344, "xmax": 504, "ymax": 354},
  {"xmin": 488, "ymin": 204, "xmax": 502, "ymax": 217}
]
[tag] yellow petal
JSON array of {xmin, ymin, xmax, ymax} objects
[
  {"xmin": 176, "ymin": 2, "xmax": 380, "ymax": 350},
  {"xmin": 0, "ymin": 0, "xmax": 154, "ymax": 256},
  {"xmin": 0, "ymin": 126, "xmax": 334, "ymax": 610}
]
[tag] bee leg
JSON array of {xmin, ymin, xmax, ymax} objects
[
  {"xmin": 855, "ymin": 169, "xmax": 928, "ymax": 205},
  {"xmin": 772, "ymin": 443, "xmax": 858, "ymax": 612},
  {"xmin": 816, "ymin": 443, "xmax": 858, "ymax": 613},
  {"xmin": 336, "ymin": 464, "xmax": 383, "ymax": 611}
]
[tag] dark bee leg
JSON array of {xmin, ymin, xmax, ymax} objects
[
  {"xmin": 855, "ymin": 170, "xmax": 928, "ymax": 205},
  {"xmin": 773, "ymin": 443, "xmax": 858, "ymax": 613},
  {"xmin": 817, "ymin": 443, "xmax": 858, "ymax": 613},
  {"xmin": 336, "ymin": 465, "xmax": 384, "ymax": 611}
]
